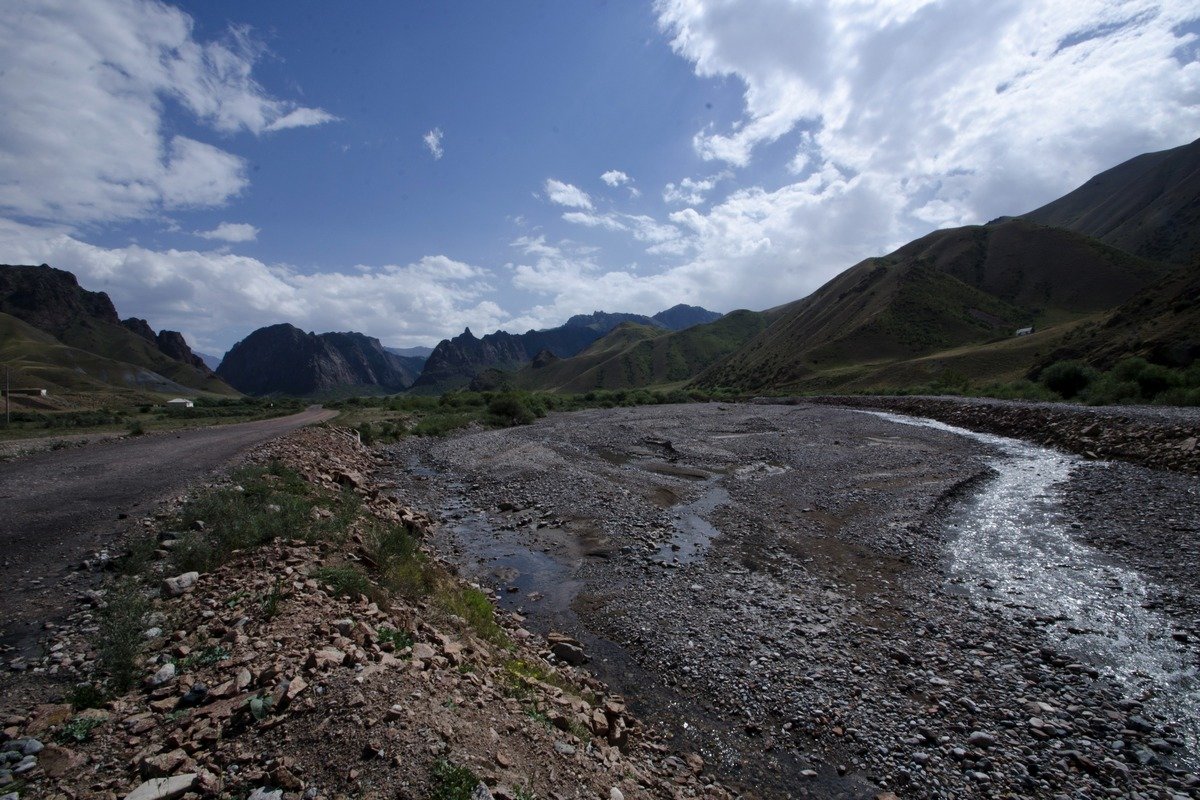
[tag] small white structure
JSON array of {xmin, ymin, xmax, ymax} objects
[
  {"xmin": 1015, "ymin": 326, "xmax": 1034, "ymax": 337},
  {"xmin": 167, "ymin": 398, "xmax": 194, "ymax": 409}
]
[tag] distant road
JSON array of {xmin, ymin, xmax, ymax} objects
[{"xmin": 0, "ymin": 405, "xmax": 337, "ymax": 658}]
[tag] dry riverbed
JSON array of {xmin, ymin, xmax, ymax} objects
[{"xmin": 383, "ymin": 402, "xmax": 1200, "ymax": 799}]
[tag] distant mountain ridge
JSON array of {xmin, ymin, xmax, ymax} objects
[
  {"xmin": 217, "ymin": 323, "xmax": 424, "ymax": 396},
  {"xmin": 410, "ymin": 305, "xmax": 723, "ymax": 392},
  {"xmin": 0, "ymin": 264, "xmax": 232, "ymax": 395}
]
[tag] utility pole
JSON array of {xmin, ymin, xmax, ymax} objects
[{"xmin": 4, "ymin": 365, "xmax": 9, "ymax": 428}]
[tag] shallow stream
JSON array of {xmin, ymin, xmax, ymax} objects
[{"xmin": 868, "ymin": 411, "xmax": 1200, "ymax": 764}]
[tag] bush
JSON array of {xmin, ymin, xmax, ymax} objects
[
  {"xmin": 366, "ymin": 523, "xmax": 435, "ymax": 600},
  {"xmin": 314, "ymin": 563, "xmax": 372, "ymax": 597},
  {"xmin": 487, "ymin": 394, "xmax": 537, "ymax": 426},
  {"xmin": 429, "ymin": 759, "xmax": 482, "ymax": 800},
  {"xmin": 1039, "ymin": 360, "xmax": 1098, "ymax": 399},
  {"xmin": 97, "ymin": 581, "xmax": 150, "ymax": 691},
  {"xmin": 438, "ymin": 585, "xmax": 507, "ymax": 644}
]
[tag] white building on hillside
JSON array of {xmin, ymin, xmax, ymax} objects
[{"xmin": 167, "ymin": 398, "xmax": 194, "ymax": 409}]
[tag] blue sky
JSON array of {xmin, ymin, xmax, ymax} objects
[{"xmin": 1, "ymin": 0, "xmax": 1197, "ymax": 355}]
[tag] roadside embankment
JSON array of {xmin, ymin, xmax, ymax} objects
[
  {"xmin": 800, "ymin": 395, "xmax": 1200, "ymax": 474},
  {"xmin": 0, "ymin": 425, "xmax": 724, "ymax": 799}
]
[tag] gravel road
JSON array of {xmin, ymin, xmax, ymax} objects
[
  {"xmin": 383, "ymin": 402, "xmax": 1200, "ymax": 799},
  {"xmin": 0, "ymin": 406, "xmax": 336, "ymax": 660}
]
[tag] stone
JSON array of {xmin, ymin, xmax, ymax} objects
[
  {"xmin": 470, "ymin": 784, "xmax": 494, "ymax": 800},
  {"xmin": 147, "ymin": 662, "xmax": 176, "ymax": 688},
  {"xmin": 610, "ymin": 790, "xmax": 625, "ymax": 800},
  {"xmin": 247, "ymin": 789, "xmax": 284, "ymax": 800},
  {"xmin": 124, "ymin": 773, "xmax": 198, "ymax": 800},
  {"xmin": 412, "ymin": 643, "xmax": 436, "ymax": 662},
  {"xmin": 553, "ymin": 741, "xmax": 576, "ymax": 755},
  {"xmin": 176, "ymin": 683, "xmax": 208, "ymax": 708},
  {"xmin": 550, "ymin": 641, "xmax": 588, "ymax": 666},
  {"xmin": 967, "ymin": 731, "xmax": 996, "ymax": 748},
  {"xmin": 39, "ymin": 743, "xmax": 86, "ymax": 777},
  {"xmin": 141, "ymin": 749, "xmax": 189, "ymax": 778},
  {"xmin": 160, "ymin": 572, "xmax": 199, "ymax": 597},
  {"xmin": 305, "ymin": 647, "xmax": 347, "ymax": 670}
]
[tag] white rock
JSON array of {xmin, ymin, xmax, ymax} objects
[
  {"xmin": 124, "ymin": 773, "xmax": 198, "ymax": 800},
  {"xmin": 161, "ymin": 572, "xmax": 199, "ymax": 597},
  {"xmin": 147, "ymin": 661, "xmax": 176, "ymax": 687},
  {"xmin": 610, "ymin": 789, "xmax": 625, "ymax": 800}
]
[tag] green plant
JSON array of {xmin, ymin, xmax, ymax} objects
[
  {"xmin": 116, "ymin": 531, "xmax": 159, "ymax": 576},
  {"xmin": 96, "ymin": 581, "xmax": 150, "ymax": 692},
  {"xmin": 314, "ymin": 563, "xmax": 372, "ymax": 597},
  {"xmin": 377, "ymin": 626, "xmax": 414, "ymax": 650},
  {"xmin": 55, "ymin": 715, "xmax": 105, "ymax": 743},
  {"xmin": 126, "ymin": 419, "xmax": 145, "ymax": 436},
  {"xmin": 67, "ymin": 683, "xmax": 108, "ymax": 710},
  {"xmin": 177, "ymin": 645, "xmax": 230, "ymax": 669},
  {"xmin": 366, "ymin": 523, "xmax": 435, "ymax": 599},
  {"xmin": 1039, "ymin": 359, "xmax": 1098, "ymax": 399},
  {"xmin": 438, "ymin": 585, "xmax": 507, "ymax": 645},
  {"xmin": 428, "ymin": 759, "xmax": 482, "ymax": 800},
  {"xmin": 260, "ymin": 579, "xmax": 283, "ymax": 619}
]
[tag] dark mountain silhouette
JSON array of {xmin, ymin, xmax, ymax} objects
[
  {"xmin": 410, "ymin": 306, "xmax": 723, "ymax": 392},
  {"xmin": 216, "ymin": 324, "xmax": 422, "ymax": 396}
]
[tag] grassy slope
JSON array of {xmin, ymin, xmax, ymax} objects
[
  {"xmin": 695, "ymin": 219, "xmax": 1169, "ymax": 392},
  {"xmin": 0, "ymin": 312, "xmax": 231, "ymax": 400},
  {"xmin": 515, "ymin": 311, "xmax": 772, "ymax": 392}
]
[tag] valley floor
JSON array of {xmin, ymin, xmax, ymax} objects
[{"xmin": 383, "ymin": 402, "xmax": 1200, "ymax": 799}]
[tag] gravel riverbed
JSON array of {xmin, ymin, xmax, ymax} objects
[{"xmin": 381, "ymin": 402, "xmax": 1200, "ymax": 799}]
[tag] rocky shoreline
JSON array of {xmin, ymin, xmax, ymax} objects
[
  {"xmin": 385, "ymin": 402, "xmax": 1200, "ymax": 799},
  {"xmin": 798, "ymin": 395, "xmax": 1200, "ymax": 475}
]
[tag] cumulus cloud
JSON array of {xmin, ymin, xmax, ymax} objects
[
  {"xmin": 195, "ymin": 222, "xmax": 260, "ymax": 242},
  {"xmin": 609, "ymin": 0, "xmax": 1200, "ymax": 314},
  {"xmin": 544, "ymin": 179, "xmax": 594, "ymax": 210},
  {"xmin": 423, "ymin": 127, "xmax": 444, "ymax": 160},
  {"xmin": 601, "ymin": 170, "xmax": 631, "ymax": 187},
  {"xmin": 0, "ymin": 219, "xmax": 505, "ymax": 352},
  {"xmin": 0, "ymin": 0, "xmax": 336, "ymax": 226},
  {"xmin": 662, "ymin": 173, "xmax": 730, "ymax": 205}
]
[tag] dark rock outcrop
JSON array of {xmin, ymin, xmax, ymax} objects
[
  {"xmin": 0, "ymin": 264, "xmax": 120, "ymax": 338},
  {"xmin": 651, "ymin": 304, "xmax": 724, "ymax": 331},
  {"xmin": 217, "ymin": 324, "xmax": 421, "ymax": 396},
  {"xmin": 156, "ymin": 330, "xmax": 208, "ymax": 371},
  {"xmin": 121, "ymin": 317, "xmax": 157, "ymax": 343}
]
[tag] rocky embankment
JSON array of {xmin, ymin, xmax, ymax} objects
[
  {"xmin": 804, "ymin": 395, "xmax": 1200, "ymax": 474},
  {"xmin": 0, "ymin": 426, "xmax": 724, "ymax": 799}
]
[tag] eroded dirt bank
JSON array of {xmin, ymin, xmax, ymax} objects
[{"xmin": 384, "ymin": 402, "xmax": 1200, "ymax": 799}]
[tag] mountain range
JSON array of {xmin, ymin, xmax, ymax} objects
[{"xmin": 3, "ymin": 138, "xmax": 1196, "ymax": 402}]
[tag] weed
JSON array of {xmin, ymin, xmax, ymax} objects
[
  {"xmin": 428, "ymin": 759, "xmax": 482, "ymax": 800},
  {"xmin": 116, "ymin": 531, "xmax": 158, "ymax": 576},
  {"xmin": 67, "ymin": 683, "xmax": 108, "ymax": 710},
  {"xmin": 126, "ymin": 419, "xmax": 145, "ymax": 436},
  {"xmin": 377, "ymin": 626, "xmax": 413, "ymax": 650},
  {"xmin": 366, "ymin": 523, "xmax": 435, "ymax": 599},
  {"xmin": 260, "ymin": 579, "xmax": 283, "ymax": 619},
  {"xmin": 96, "ymin": 581, "xmax": 149, "ymax": 692},
  {"xmin": 56, "ymin": 715, "xmax": 104, "ymax": 743},
  {"xmin": 438, "ymin": 585, "xmax": 507, "ymax": 645},
  {"xmin": 177, "ymin": 645, "xmax": 230, "ymax": 669},
  {"xmin": 314, "ymin": 563, "xmax": 372, "ymax": 597}
]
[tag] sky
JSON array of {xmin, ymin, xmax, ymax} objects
[{"xmin": 0, "ymin": 0, "xmax": 1197, "ymax": 356}]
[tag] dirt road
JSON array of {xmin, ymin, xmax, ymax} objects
[{"xmin": 0, "ymin": 406, "xmax": 336, "ymax": 659}]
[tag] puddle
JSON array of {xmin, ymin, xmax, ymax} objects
[
  {"xmin": 655, "ymin": 484, "xmax": 730, "ymax": 565},
  {"xmin": 865, "ymin": 411, "xmax": 1200, "ymax": 765}
]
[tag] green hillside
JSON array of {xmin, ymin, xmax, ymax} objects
[
  {"xmin": 515, "ymin": 310, "xmax": 772, "ymax": 392},
  {"xmin": 695, "ymin": 219, "xmax": 1168, "ymax": 393},
  {"xmin": 0, "ymin": 311, "xmax": 213, "ymax": 398}
]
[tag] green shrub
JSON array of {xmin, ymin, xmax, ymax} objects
[
  {"xmin": 438, "ymin": 585, "xmax": 507, "ymax": 645},
  {"xmin": 366, "ymin": 523, "xmax": 435, "ymax": 599},
  {"xmin": 97, "ymin": 581, "xmax": 150, "ymax": 692},
  {"xmin": 314, "ymin": 564, "xmax": 372, "ymax": 597},
  {"xmin": 429, "ymin": 759, "xmax": 482, "ymax": 800},
  {"xmin": 1039, "ymin": 360, "xmax": 1098, "ymax": 399}
]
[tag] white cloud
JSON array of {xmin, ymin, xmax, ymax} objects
[
  {"xmin": 266, "ymin": 107, "xmax": 340, "ymax": 132},
  {"xmin": 195, "ymin": 222, "xmax": 260, "ymax": 242},
  {"xmin": 561, "ymin": 211, "xmax": 629, "ymax": 231},
  {"xmin": 601, "ymin": 170, "xmax": 632, "ymax": 187},
  {"xmin": 544, "ymin": 179, "xmax": 594, "ymax": 210},
  {"xmin": 0, "ymin": 219, "xmax": 505, "ymax": 352},
  {"xmin": 662, "ymin": 173, "xmax": 730, "ymax": 205},
  {"xmin": 0, "ymin": 0, "xmax": 336, "ymax": 225},
  {"xmin": 423, "ymin": 127, "xmax": 444, "ymax": 160}
]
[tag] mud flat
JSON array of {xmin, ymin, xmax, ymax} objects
[{"xmin": 383, "ymin": 402, "xmax": 1200, "ymax": 799}]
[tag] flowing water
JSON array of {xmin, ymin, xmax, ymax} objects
[{"xmin": 867, "ymin": 411, "xmax": 1200, "ymax": 763}]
